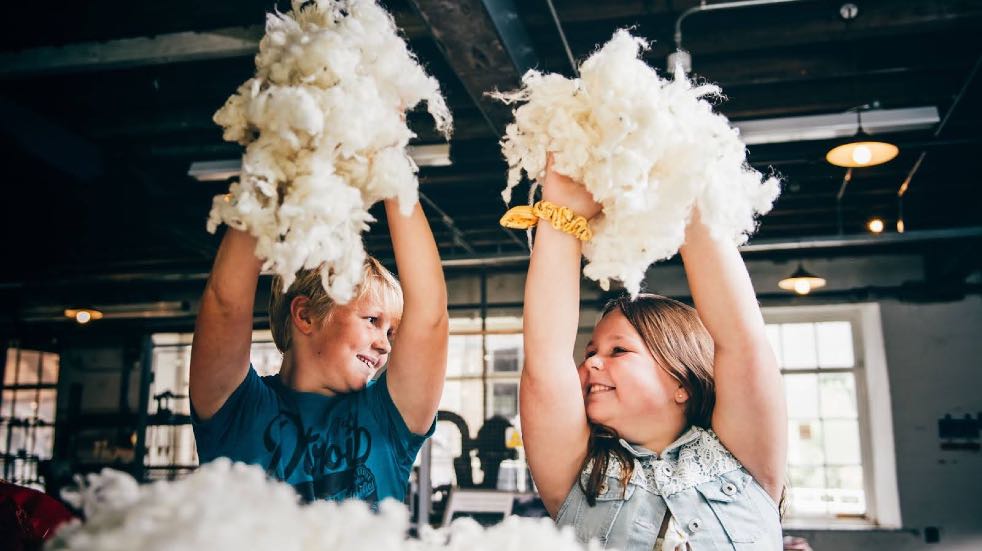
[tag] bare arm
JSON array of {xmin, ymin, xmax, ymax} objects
[
  {"xmin": 679, "ymin": 208, "xmax": 787, "ymax": 502},
  {"xmin": 383, "ymin": 199, "xmax": 450, "ymax": 435},
  {"xmin": 189, "ymin": 228, "xmax": 263, "ymax": 420},
  {"xmin": 520, "ymin": 161, "xmax": 598, "ymax": 517}
]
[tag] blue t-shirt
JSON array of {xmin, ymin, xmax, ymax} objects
[{"xmin": 192, "ymin": 367, "xmax": 433, "ymax": 504}]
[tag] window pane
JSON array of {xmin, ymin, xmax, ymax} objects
[
  {"xmin": 490, "ymin": 382, "xmax": 518, "ymax": 418},
  {"xmin": 6, "ymin": 350, "xmax": 43, "ymax": 385},
  {"xmin": 438, "ymin": 380, "xmax": 484, "ymax": 437},
  {"xmin": 817, "ymin": 322, "xmax": 854, "ymax": 368},
  {"xmin": 447, "ymin": 335, "xmax": 483, "ymax": 377},
  {"xmin": 251, "ymin": 342, "xmax": 282, "ymax": 376},
  {"xmin": 784, "ymin": 374, "xmax": 819, "ymax": 418},
  {"xmin": 40, "ymin": 353, "xmax": 59, "ymax": 384},
  {"xmin": 781, "ymin": 324, "xmax": 818, "ymax": 369},
  {"xmin": 819, "ymin": 373, "xmax": 857, "ymax": 418},
  {"xmin": 827, "ymin": 466, "xmax": 866, "ymax": 516},
  {"xmin": 486, "ymin": 334, "xmax": 523, "ymax": 373},
  {"xmin": 765, "ymin": 325, "xmax": 782, "ymax": 366},
  {"xmin": 824, "ymin": 419, "xmax": 862, "ymax": 464},
  {"xmin": 788, "ymin": 466, "xmax": 829, "ymax": 517},
  {"xmin": 787, "ymin": 419, "xmax": 824, "ymax": 465}
]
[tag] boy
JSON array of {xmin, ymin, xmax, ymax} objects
[{"xmin": 189, "ymin": 198, "xmax": 448, "ymax": 504}]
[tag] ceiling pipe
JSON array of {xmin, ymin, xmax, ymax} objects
[
  {"xmin": 3, "ymin": 227, "xmax": 979, "ymax": 287},
  {"xmin": 672, "ymin": 0, "xmax": 817, "ymax": 74},
  {"xmin": 442, "ymin": 226, "xmax": 982, "ymax": 267}
]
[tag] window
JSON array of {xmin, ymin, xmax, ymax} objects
[
  {"xmin": 1, "ymin": 347, "xmax": 59, "ymax": 490},
  {"xmin": 145, "ymin": 331, "xmax": 281, "ymax": 480},
  {"xmin": 764, "ymin": 304, "xmax": 900, "ymax": 529},
  {"xmin": 430, "ymin": 316, "xmax": 528, "ymax": 490}
]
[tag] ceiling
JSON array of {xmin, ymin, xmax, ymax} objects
[{"xmin": 1, "ymin": 0, "xmax": 981, "ymax": 326}]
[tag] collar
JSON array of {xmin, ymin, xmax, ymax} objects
[{"xmin": 617, "ymin": 425, "xmax": 703, "ymax": 459}]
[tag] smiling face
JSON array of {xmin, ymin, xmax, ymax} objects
[
  {"xmin": 578, "ymin": 309, "xmax": 688, "ymax": 442},
  {"xmin": 306, "ymin": 292, "xmax": 399, "ymax": 393}
]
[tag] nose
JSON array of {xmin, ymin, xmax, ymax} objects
[
  {"xmin": 585, "ymin": 355, "xmax": 603, "ymax": 370},
  {"xmin": 373, "ymin": 330, "xmax": 391, "ymax": 355}
]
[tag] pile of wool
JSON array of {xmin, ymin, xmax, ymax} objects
[
  {"xmin": 208, "ymin": 0, "xmax": 452, "ymax": 301},
  {"xmin": 48, "ymin": 459, "xmax": 596, "ymax": 551},
  {"xmin": 493, "ymin": 30, "xmax": 780, "ymax": 295}
]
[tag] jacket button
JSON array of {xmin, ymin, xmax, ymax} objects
[
  {"xmin": 687, "ymin": 519, "xmax": 702, "ymax": 533},
  {"xmin": 722, "ymin": 482, "xmax": 737, "ymax": 496},
  {"xmin": 660, "ymin": 464, "xmax": 672, "ymax": 476},
  {"xmin": 598, "ymin": 481, "xmax": 609, "ymax": 495}
]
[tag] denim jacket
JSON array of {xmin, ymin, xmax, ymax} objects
[{"xmin": 556, "ymin": 426, "xmax": 782, "ymax": 550}]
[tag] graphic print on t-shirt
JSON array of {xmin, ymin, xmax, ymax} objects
[{"xmin": 262, "ymin": 401, "xmax": 379, "ymax": 502}]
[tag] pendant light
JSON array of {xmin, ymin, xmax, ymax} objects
[
  {"xmin": 65, "ymin": 308, "xmax": 104, "ymax": 324},
  {"xmin": 826, "ymin": 109, "xmax": 899, "ymax": 168},
  {"xmin": 779, "ymin": 264, "xmax": 827, "ymax": 295}
]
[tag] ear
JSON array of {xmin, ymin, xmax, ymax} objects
[
  {"xmin": 674, "ymin": 385, "xmax": 689, "ymax": 404},
  {"xmin": 290, "ymin": 296, "xmax": 316, "ymax": 336}
]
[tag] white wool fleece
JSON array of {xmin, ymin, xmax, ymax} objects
[
  {"xmin": 208, "ymin": 0, "xmax": 453, "ymax": 302},
  {"xmin": 492, "ymin": 30, "xmax": 781, "ymax": 296},
  {"xmin": 50, "ymin": 460, "xmax": 599, "ymax": 551}
]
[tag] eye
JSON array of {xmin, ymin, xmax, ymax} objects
[
  {"xmin": 366, "ymin": 316, "xmax": 378, "ymax": 325},
  {"xmin": 584, "ymin": 350, "xmax": 596, "ymax": 360},
  {"xmin": 612, "ymin": 347, "xmax": 629, "ymax": 355}
]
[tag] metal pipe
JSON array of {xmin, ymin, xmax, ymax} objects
[
  {"xmin": 441, "ymin": 226, "xmax": 982, "ymax": 266},
  {"xmin": 898, "ymin": 53, "xmax": 982, "ymax": 197},
  {"xmin": 675, "ymin": 0, "xmax": 814, "ymax": 51},
  {"xmin": 419, "ymin": 192, "xmax": 477, "ymax": 255},
  {"xmin": 543, "ymin": 0, "xmax": 579, "ymax": 76}
]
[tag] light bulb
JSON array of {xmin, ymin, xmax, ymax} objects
[
  {"xmin": 76, "ymin": 311, "xmax": 92, "ymax": 324},
  {"xmin": 793, "ymin": 280, "xmax": 812, "ymax": 295},
  {"xmin": 851, "ymin": 145, "xmax": 873, "ymax": 165},
  {"xmin": 867, "ymin": 218, "xmax": 884, "ymax": 234},
  {"xmin": 896, "ymin": 219, "xmax": 905, "ymax": 233}
]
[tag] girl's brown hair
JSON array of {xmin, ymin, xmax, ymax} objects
[{"xmin": 580, "ymin": 294, "xmax": 715, "ymax": 505}]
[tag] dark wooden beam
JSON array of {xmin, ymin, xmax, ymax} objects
[{"xmin": 406, "ymin": 0, "xmax": 540, "ymax": 135}]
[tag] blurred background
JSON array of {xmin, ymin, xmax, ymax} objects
[{"xmin": 1, "ymin": 1, "xmax": 980, "ymax": 549}]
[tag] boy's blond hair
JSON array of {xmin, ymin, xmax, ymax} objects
[{"xmin": 269, "ymin": 257, "xmax": 403, "ymax": 353}]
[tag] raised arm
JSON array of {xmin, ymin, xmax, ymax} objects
[
  {"xmin": 520, "ymin": 158, "xmax": 599, "ymax": 517},
  {"xmin": 383, "ymin": 199, "xmax": 450, "ymax": 435},
  {"xmin": 679, "ymin": 207, "xmax": 787, "ymax": 502},
  {"xmin": 189, "ymin": 228, "xmax": 263, "ymax": 420}
]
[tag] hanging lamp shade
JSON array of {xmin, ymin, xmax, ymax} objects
[
  {"xmin": 778, "ymin": 264, "xmax": 827, "ymax": 295},
  {"xmin": 826, "ymin": 109, "xmax": 899, "ymax": 168},
  {"xmin": 826, "ymin": 137, "xmax": 899, "ymax": 167}
]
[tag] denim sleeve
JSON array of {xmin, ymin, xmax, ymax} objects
[{"xmin": 191, "ymin": 366, "xmax": 277, "ymax": 463}]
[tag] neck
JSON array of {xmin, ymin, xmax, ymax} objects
[
  {"xmin": 277, "ymin": 349, "xmax": 337, "ymax": 396},
  {"xmin": 636, "ymin": 419, "xmax": 689, "ymax": 456}
]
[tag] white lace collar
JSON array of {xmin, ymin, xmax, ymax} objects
[{"xmin": 584, "ymin": 426, "xmax": 743, "ymax": 497}]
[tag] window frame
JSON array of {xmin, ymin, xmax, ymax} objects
[{"xmin": 763, "ymin": 303, "xmax": 901, "ymax": 530}]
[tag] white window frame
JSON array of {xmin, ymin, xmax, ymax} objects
[{"xmin": 763, "ymin": 303, "xmax": 901, "ymax": 530}]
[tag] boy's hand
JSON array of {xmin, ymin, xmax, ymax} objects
[{"xmin": 541, "ymin": 153, "xmax": 602, "ymax": 220}]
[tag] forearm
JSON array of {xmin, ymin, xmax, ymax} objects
[
  {"xmin": 523, "ymin": 220, "xmax": 583, "ymax": 371},
  {"xmin": 679, "ymin": 208, "xmax": 767, "ymax": 353},
  {"xmin": 384, "ymin": 199, "xmax": 447, "ymax": 325},
  {"xmin": 203, "ymin": 228, "xmax": 263, "ymax": 313},
  {"xmin": 189, "ymin": 228, "xmax": 263, "ymax": 418}
]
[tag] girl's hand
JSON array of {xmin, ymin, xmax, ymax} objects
[{"xmin": 541, "ymin": 153, "xmax": 602, "ymax": 219}]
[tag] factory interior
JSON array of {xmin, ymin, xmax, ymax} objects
[{"xmin": 1, "ymin": 0, "xmax": 980, "ymax": 549}]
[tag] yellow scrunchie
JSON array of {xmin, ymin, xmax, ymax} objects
[{"xmin": 500, "ymin": 200, "xmax": 593, "ymax": 242}]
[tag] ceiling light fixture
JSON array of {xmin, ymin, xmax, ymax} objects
[
  {"xmin": 826, "ymin": 108, "xmax": 899, "ymax": 168},
  {"xmin": 779, "ymin": 264, "xmax": 827, "ymax": 295},
  {"xmin": 188, "ymin": 144, "xmax": 452, "ymax": 182},
  {"xmin": 867, "ymin": 217, "xmax": 885, "ymax": 234},
  {"xmin": 64, "ymin": 308, "xmax": 103, "ymax": 324}
]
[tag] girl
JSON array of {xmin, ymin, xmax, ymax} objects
[{"xmin": 520, "ymin": 157, "xmax": 787, "ymax": 550}]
